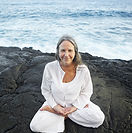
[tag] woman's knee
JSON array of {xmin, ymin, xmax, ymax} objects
[
  {"xmin": 30, "ymin": 119, "xmax": 38, "ymax": 132},
  {"xmin": 94, "ymin": 110, "xmax": 105, "ymax": 127},
  {"xmin": 30, "ymin": 112, "xmax": 43, "ymax": 132}
]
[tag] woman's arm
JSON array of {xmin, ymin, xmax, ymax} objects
[
  {"xmin": 41, "ymin": 64, "xmax": 67, "ymax": 116},
  {"xmin": 41, "ymin": 64, "xmax": 57, "ymax": 108},
  {"xmin": 72, "ymin": 67, "xmax": 93, "ymax": 109}
]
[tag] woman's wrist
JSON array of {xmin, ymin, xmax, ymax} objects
[{"xmin": 72, "ymin": 106, "xmax": 77, "ymax": 111}]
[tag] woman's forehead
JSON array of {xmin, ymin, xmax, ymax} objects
[{"xmin": 59, "ymin": 41, "xmax": 74, "ymax": 49}]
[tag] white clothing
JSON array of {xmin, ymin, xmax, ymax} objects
[
  {"xmin": 41, "ymin": 60, "xmax": 93, "ymax": 109},
  {"xmin": 30, "ymin": 60, "xmax": 105, "ymax": 133}
]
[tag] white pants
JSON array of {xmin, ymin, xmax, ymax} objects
[{"xmin": 30, "ymin": 101, "xmax": 105, "ymax": 133}]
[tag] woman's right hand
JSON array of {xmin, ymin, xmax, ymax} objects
[{"xmin": 53, "ymin": 104, "xmax": 65, "ymax": 116}]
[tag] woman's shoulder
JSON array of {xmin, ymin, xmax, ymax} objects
[
  {"xmin": 77, "ymin": 64, "xmax": 91, "ymax": 74},
  {"xmin": 46, "ymin": 60, "xmax": 58, "ymax": 66},
  {"xmin": 45, "ymin": 60, "xmax": 58, "ymax": 69},
  {"xmin": 77, "ymin": 64, "xmax": 89, "ymax": 71}
]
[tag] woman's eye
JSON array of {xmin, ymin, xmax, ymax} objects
[
  {"xmin": 61, "ymin": 49, "xmax": 65, "ymax": 52},
  {"xmin": 69, "ymin": 49, "xmax": 73, "ymax": 52}
]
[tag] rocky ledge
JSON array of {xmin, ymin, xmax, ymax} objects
[{"xmin": 0, "ymin": 46, "xmax": 132, "ymax": 133}]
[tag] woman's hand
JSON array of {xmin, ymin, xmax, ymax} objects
[
  {"xmin": 64, "ymin": 106, "xmax": 77, "ymax": 115},
  {"xmin": 40, "ymin": 104, "xmax": 88, "ymax": 117},
  {"xmin": 53, "ymin": 104, "xmax": 65, "ymax": 116},
  {"xmin": 40, "ymin": 105, "xmax": 78, "ymax": 119}
]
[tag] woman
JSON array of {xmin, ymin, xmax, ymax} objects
[{"xmin": 30, "ymin": 35, "xmax": 105, "ymax": 133}]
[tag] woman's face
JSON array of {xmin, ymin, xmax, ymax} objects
[{"xmin": 59, "ymin": 40, "xmax": 75, "ymax": 66}]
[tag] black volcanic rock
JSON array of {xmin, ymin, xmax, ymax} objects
[{"xmin": 0, "ymin": 46, "xmax": 132, "ymax": 133}]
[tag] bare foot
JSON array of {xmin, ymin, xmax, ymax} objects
[
  {"xmin": 40, "ymin": 105, "xmax": 56, "ymax": 113},
  {"xmin": 40, "ymin": 105, "xmax": 68, "ymax": 118}
]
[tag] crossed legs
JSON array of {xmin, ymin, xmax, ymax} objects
[{"xmin": 30, "ymin": 101, "xmax": 105, "ymax": 133}]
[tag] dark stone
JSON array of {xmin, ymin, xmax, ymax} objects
[{"xmin": 0, "ymin": 46, "xmax": 132, "ymax": 133}]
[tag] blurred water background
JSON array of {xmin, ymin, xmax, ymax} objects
[{"xmin": 0, "ymin": 0, "xmax": 132, "ymax": 60}]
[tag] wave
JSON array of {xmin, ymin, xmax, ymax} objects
[
  {"xmin": 67, "ymin": 10, "xmax": 132, "ymax": 18},
  {"xmin": 0, "ymin": 10, "xmax": 132, "ymax": 20}
]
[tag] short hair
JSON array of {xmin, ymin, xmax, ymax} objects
[{"xmin": 55, "ymin": 35, "xmax": 83, "ymax": 66}]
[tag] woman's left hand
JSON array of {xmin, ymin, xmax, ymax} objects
[{"xmin": 64, "ymin": 106, "xmax": 77, "ymax": 115}]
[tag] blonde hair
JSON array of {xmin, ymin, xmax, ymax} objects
[{"xmin": 55, "ymin": 35, "xmax": 83, "ymax": 66}]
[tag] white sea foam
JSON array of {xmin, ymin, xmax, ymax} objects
[{"xmin": 0, "ymin": 0, "xmax": 132, "ymax": 60}]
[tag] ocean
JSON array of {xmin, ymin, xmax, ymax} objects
[{"xmin": 0, "ymin": 0, "xmax": 132, "ymax": 60}]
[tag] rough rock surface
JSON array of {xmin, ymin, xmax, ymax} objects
[{"xmin": 0, "ymin": 46, "xmax": 132, "ymax": 133}]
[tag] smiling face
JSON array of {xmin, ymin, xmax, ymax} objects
[{"xmin": 59, "ymin": 41, "xmax": 75, "ymax": 66}]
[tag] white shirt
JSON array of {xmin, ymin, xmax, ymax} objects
[{"xmin": 41, "ymin": 60, "xmax": 93, "ymax": 109}]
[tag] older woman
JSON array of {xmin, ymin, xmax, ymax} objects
[{"xmin": 30, "ymin": 35, "xmax": 105, "ymax": 133}]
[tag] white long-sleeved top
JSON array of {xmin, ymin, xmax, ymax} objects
[{"xmin": 41, "ymin": 60, "xmax": 93, "ymax": 109}]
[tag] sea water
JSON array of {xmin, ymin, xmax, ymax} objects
[{"xmin": 0, "ymin": 0, "xmax": 132, "ymax": 60}]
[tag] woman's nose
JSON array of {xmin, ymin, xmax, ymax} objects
[{"xmin": 64, "ymin": 51, "xmax": 69, "ymax": 56}]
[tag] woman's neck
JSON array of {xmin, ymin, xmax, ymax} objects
[{"xmin": 60, "ymin": 62, "xmax": 76, "ymax": 72}]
